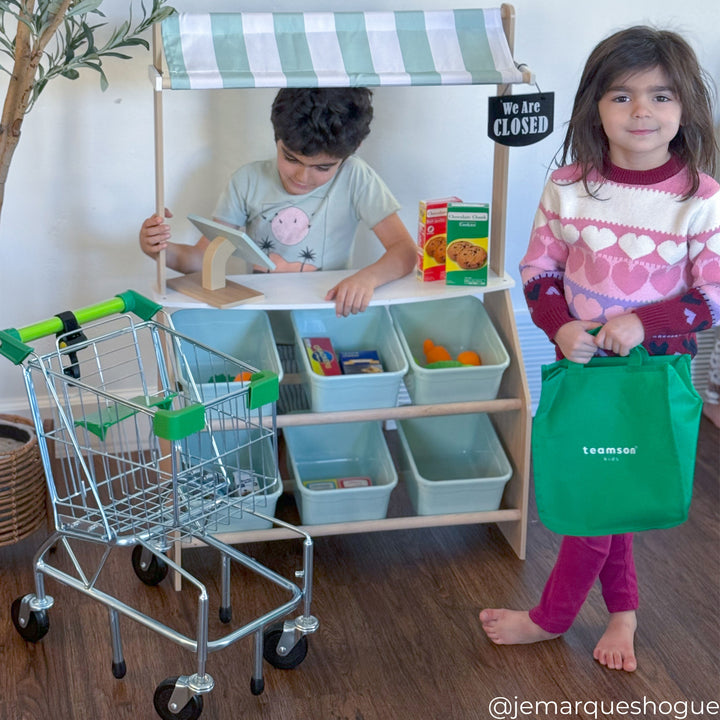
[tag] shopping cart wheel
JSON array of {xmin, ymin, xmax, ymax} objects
[
  {"xmin": 11, "ymin": 596, "xmax": 49, "ymax": 643},
  {"xmin": 153, "ymin": 677, "xmax": 204, "ymax": 720},
  {"xmin": 132, "ymin": 545, "xmax": 169, "ymax": 586},
  {"xmin": 262, "ymin": 622, "xmax": 308, "ymax": 669},
  {"xmin": 250, "ymin": 677, "xmax": 264, "ymax": 695}
]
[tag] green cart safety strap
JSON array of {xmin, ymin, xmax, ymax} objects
[
  {"xmin": 0, "ymin": 290, "xmax": 162, "ymax": 365},
  {"xmin": 248, "ymin": 371, "xmax": 279, "ymax": 409}
]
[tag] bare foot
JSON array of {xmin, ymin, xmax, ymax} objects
[
  {"xmin": 593, "ymin": 610, "xmax": 637, "ymax": 672},
  {"xmin": 479, "ymin": 609, "xmax": 560, "ymax": 645}
]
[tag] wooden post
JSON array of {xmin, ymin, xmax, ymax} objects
[
  {"xmin": 152, "ymin": 23, "xmax": 167, "ymax": 296},
  {"xmin": 489, "ymin": 4, "xmax": 516, "ymax": 279}
]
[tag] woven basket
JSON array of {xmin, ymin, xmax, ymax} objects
[{"xmin": 0, "ymin": 414, "xmax": 47, "ymax": 546}]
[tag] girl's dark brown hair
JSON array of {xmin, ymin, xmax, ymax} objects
[{"xmin": 559, "ymin": 26, "xmax": 717, "ymax": 199}]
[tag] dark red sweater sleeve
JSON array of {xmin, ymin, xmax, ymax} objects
[{"xmin": 523, "ymin": 275, "xmax": 576, "ymax": 343}]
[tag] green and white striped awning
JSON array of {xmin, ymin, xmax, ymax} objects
[{"xmin": 160, "ymin": 9, "xmax": 527, "ymax": 89}]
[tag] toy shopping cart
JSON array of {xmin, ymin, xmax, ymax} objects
[{"xmin": 0, "ymin": 290, "xmax": 318, "ymax": 720}]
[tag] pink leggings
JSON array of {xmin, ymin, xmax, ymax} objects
[{"xmin": 529, "ymin": 534, "xmax": 639, "ymax": 634}]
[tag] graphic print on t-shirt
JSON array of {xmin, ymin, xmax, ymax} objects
[{"xmin": 255, "ymin": 204, "xmax": 325, "ymax": 272}]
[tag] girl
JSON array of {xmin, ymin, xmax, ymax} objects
[{"xmin": 480, "ymin": 26, "xmax": 720, "ymax": 672}]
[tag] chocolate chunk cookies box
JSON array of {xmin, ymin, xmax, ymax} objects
[
  {"xmin": 445, "ymin": 203, "xmax": 489, "ymax": 286},
  {"xmin": 417, "ymin": 197, "xmax": 461, "ymax": 282}
]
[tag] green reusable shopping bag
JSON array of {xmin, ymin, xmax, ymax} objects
[{"xmin": 532, "ymin": 346, "xmax": 702, "ymax": 536}]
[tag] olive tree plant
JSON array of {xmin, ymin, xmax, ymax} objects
[{"xmin": 0, "ymin": 0, "xmax": 175, "ymax": 218}]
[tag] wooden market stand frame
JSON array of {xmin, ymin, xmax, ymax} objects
[{"xmin": 150, "ymin": 6, "xmax": 533, "ymax": 560}]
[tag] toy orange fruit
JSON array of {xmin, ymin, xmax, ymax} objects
[
  {"xmin": 457, "ymin": 350, "xmax": 481, "ymax": 366},
  {"xmin": 426, "ymin": 345, "xmax": 452, "ymax": 364},
  {"xmin": 234, "ymin": 371, "xmax": 253, "ymax": 382}
]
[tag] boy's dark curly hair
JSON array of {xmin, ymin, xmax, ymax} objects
[{"xmin": 271, "ymin": 88, "xmax": 373, "ymax": 159}]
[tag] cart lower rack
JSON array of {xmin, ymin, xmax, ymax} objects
[{"xmin": 0, "ymin": 290, "xmax": 318, "ymax": 719}]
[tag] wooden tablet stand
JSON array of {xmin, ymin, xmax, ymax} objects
[{"xmin": 166, "ymin": 236, "xmax": 264, "ymax": 308}]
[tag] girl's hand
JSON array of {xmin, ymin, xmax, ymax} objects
[
  {"xmin": 325, "ymin": 270, "xmax": 375, "ymax": 317},
  {"xmin": 554, "ymin": 320, "xmax": 603, "ymax": 363},
  {"xmin": 594, "ymin": 313, "xmax": 645, "ymax": 356},
  {"xmin": 139, "ymin": 209, "xmax": 173, "ymax": 258}
]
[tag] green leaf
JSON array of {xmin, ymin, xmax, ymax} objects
[
  {"xmin": 61, "ymin": 68, "xmax": 80, "ymax": 79},
  {"xmin": 67, "ymin": 0, "xmax": 104, "ymax": 18}
]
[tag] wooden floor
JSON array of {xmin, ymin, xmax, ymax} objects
[{"xmin": 1, "ymin": 418, "xmax": 718, "ymax": 720}]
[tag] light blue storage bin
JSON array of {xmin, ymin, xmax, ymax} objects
[
  {"xmin": 389, "ymin": 296, "xmax": 509, "ymax": 404},
  {"xmin": 396, "ymin": 414, "xmax": 512, "ymax": 515},
  {"xmin": 290, "ymin": 307, "xmax": 407, "ymax": 412},
  {"xmin": 171, "ymin": 308, "xmax": 283, "ymax": 416},
  {"xmin": 284, "ymin": 421, "xmax": 398, "ymax": 524},
  {"xmin": 182, "ymin": 427, "xmax": 281, "ymax": 532}
]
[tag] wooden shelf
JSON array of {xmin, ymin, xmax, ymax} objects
[
  {"xmin": 182, "ymin": 507, "xmax": 523, "ymax": 547},
  {"xmin": 166, "ymin": 283, "xmax": 531, "ymax": 560}
]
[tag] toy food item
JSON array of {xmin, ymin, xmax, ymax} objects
[
  {"xmin": 445, "ymin": 203, "xmax": 489, "ymax": 286},
  {"xmin": 417, "ymin": 197, "xmax": 461, "ymax": 282},
  {"xmin": 457, "ymin": 350, "xmax": 482, "ymax": 366},
  {"xmin": 423, "ymin": 339, "xmax": 451, "ymax": 364},
  {"xmin": 423, "ymin": 339, "xmax": 482, "ymax": 367},
  {"xmin": 234, "ymin": 371, "xmax": 254, "ymax": 382}
]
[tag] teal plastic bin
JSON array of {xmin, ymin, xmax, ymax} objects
[
  {"xmin": 291, "ymin": 307, "xmax": 407, "ymax": 412},
  {"xmin": 284, "ymin": 421, "xmax": 398, "ymax": 524},
  {"xmin": 182, "ymin": 427, "xmax": 281, "ymax": 532},
  {"xmin": 389, "ymin": 296, "xmax": 509, "ymax": 404},
  {"xmin": 396, "ymin": 413, "xmax": 512, "ymax": 515},
  {"xmin": 171, "ymin": 308, "xmax": 283, "ymax": 416}
]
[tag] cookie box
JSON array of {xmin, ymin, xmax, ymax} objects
[
  {"xmin": 389, "ymin": 296, "xmax": 510, "ymax": 404},
  {"xmin": 396, "ymin": 414, "xmax": 512, "ymax": 515},
  {"xmin": 284, "ymin": 422, "xmax": 398, "ymax": 524},
  {"xmin": 290, "ymin": 307, "xmax": 407, "ymax": 412},
  {"xmin": 171, "ymin": 308, "xmax": 283, "ymax": 417},
  {"xmin": 182, "ymin": 427, "xmax": 282, "ymax": 532},
  {"xmin": 445, "ymin": 202, "xmax": 489, "ymax": 286},
  {"xmin": 417, "ymin": 197, "xmax": 461, "ymax": 282}
]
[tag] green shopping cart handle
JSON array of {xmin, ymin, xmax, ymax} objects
[{"xmin": 0, "ymin": 290, "xmax": 162, "ymax": 365}]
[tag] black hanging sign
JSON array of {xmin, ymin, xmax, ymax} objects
[{"xmin": 487, "ymin": 92, "xmax": 554, "ymax": 147}]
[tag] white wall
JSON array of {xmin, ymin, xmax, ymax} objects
[{"xmin": 1, "ymin": 0, "xmax": 718, "ymax": 411}]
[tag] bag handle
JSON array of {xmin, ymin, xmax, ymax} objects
[{"xmin": 566, "ymin": 327, "xmax": 647, "ymax": 372}]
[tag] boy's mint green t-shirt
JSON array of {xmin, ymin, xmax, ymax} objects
[{"xmin": 212, "ymin": 155, "xmax": 400, "ymax": 272}]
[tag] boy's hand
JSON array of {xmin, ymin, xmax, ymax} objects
[
  {"xmin": 554, "ymin": 320, "xmax": 603, "ymax": 363},
  {"xmin": 139, "ymin": 209, "xmax": 173, "ymax": 258},
  {"xmin": 594, "ymin": 313, "xmax": 645, "ymax": 356},
  {"xmin": 325, "ymin": 271, "xmax": 375, "ymax": 317}
]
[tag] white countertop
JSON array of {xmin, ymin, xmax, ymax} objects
[{"xmin": 155, "ymin": 269, "xmax": 515, "ymax": 310}]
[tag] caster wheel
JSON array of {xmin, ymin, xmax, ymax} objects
[
  {"xmin": 112, "ymin": 660, "xmax": 127, "ymax": 679},
  {"xmin": 262, "ymin": 622, "xmax": 308, "ymax": 670},
  {"xmin": 219, "ymin": 606, "xmax": 232, "ymax": 624},
  {"xmin": 11, "ymin": 597, "xmax": 49, "ymax": 643},
  {"xmin": 250, "ymin": 677, "xmax": 264, "ymax": 696},
  {"xmin": 153, "ymin": 677, "xmax": 203, "ymax": 720},
  {"xmin": 132, "ymin": 545, "xmax": 169, "ymax": 586}
]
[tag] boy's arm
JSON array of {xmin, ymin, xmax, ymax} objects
[{"xmin": 325, "ymin": 212, "xmax": 416, "ymax": 316}]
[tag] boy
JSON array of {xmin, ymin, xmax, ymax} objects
[{"xmin": 139, "ymin": 88, "xmax": 417, "ymax": 316}]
